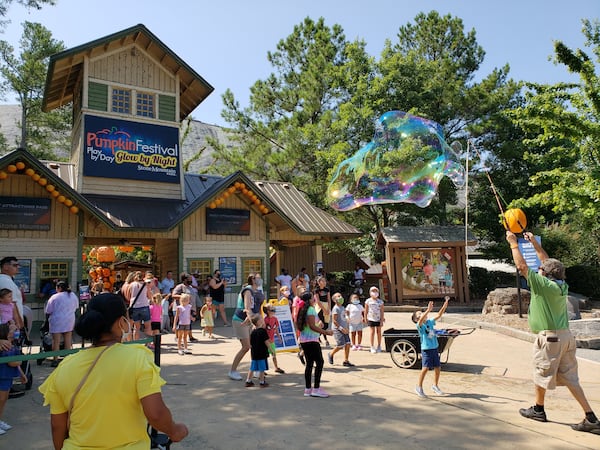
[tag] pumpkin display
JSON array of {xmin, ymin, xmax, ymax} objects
[
  {"xmin": 96, "ymin": 246, "xmax": 116, "ymax": 263},
  {"xmin": 88, "ymin": 269, "xmax": 97, "ymax": 279},
  {"xmin": 15, "ymin": 162, "xmax": 25, "ymax": 170}
]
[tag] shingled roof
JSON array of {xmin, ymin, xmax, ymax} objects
[{"xmin": 377, "ymin": 226, "xmax": 477, "ymax": 247}]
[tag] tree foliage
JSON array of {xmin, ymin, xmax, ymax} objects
[
  {"xmin": 507, "ymin": 19, "xmax": 600, "ymax": 265},
  {"xmin": 0, "ymin": 21, "xmax": 69, "ymax": 158},
  {"xmin": 209, "ymin": 12, "xmax": 521, "ymax": 259}
]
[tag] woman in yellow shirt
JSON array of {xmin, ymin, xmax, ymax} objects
[{"xmin": 39, "ymin": 293, "xmax": 188, "ymax": 449}]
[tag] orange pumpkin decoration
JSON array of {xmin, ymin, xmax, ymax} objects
[
  {"xmin": 32, "ymin": 173, "xmax": 40, "ymax": 181},
  {"xmin": 102, "ymin": 268, "xmax": 111, "ymax": 277},
  {"xmin": 70, "ymin": 206, "xmax": 79, "ymax": 214},
  {"xmin": 7, "ymin": 165, "xmax": 17, "ymax": 173},
  {"xmin": 228, "ymin": 186, "xmax": 236, "ymax": 193},
  {"xmin": 64, "ymin": 199, "xmax": 73, "ymax": 207},
  {"xmin": 103, "ymin": 281, "xmax": 112, "ymax": 290},
  {"xmin": 57, "ymin": 195, "xmax": 66, "ymax": 203},
  {"xmin": 89, "ymin": 248, "xmax": 97, "ymax": 259},
  {"xmin": 0, "ymin": 171, "xmax": 7, "ymax": 180},
  {"xmin": 209, "ymin": 202, "xmax": 216, "ymax": 209},
  {"xmin": 96, "ymin": 246, "xmax": 116, "ymax": 263},
  {"xmin": 88, "ymin": 269, "xmax": 97, "ymax": 279},
  {"xmin": 95, "ymin": 266, "xmax": 103, "ymax": 275},
  {"xmin": 25, "ymin": 168, "xmax": 34, "ymax": 176},
  {"xmin": 15, "ymin": 162, "xmax": 25, "ymax": 170},
  {"xmin": 51, "ymin": 190, "xmax": 60, "ymax": 198},
  {"xmin": 46, "ymin": 184, "xmax": 55, "ymax": 192},
  {"xmin": 38, "ymin": 178, "xmax": 48, "ymax": 186}
]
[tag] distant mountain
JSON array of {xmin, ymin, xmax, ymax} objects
[{"xmin": 0, "ymin": 104, "xmax": 232, "ymax": 173}]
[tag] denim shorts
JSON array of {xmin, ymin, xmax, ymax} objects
[
  {"xmin": 333, "ymin": 330, "xmax": 351, "ymax": 348},
  {"xmin": 422, "ymin": 348, "xmax": 441, "ymax": 369},
  {"xmin": 130, "ymin": 306, "xmax": 150, "ymax": 322}
]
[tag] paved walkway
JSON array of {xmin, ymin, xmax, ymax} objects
[{"xmin": 2, "ymin": 313, "xmax": 599, "ymax": 449}]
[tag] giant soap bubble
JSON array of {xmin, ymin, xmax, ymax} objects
[{"xmin": 328, "ymin": 111, "xmax": 465, "ymax": 211}]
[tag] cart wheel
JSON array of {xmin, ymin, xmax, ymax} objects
[{"xmin": 390, "ymin": 339, "xmax": 419, "ymax": 369}]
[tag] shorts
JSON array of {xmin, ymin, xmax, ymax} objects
[
  {"xmin": 422, "ymin": 348, "xmax": 441, "ymax": 369},
  {"xmin": 368, "ymin": 320, "xmax": 381, "ymax": 327},
  {"xmin": 212, "ymin": 298, "xmax": 224, "ymax": 305},
  {"xmin": 250, "ymin": 359, "xmax": 269, "ymax": 372},
  {"xmin": 349, "ymin": 322, "xmax": 364, "ymax": 332},
  {"xmin": 232, "ymin": 320, "xmax": 251, "ymax": 340},
  {"xmin": 0, "ymin": 378, "xmax": 13, "ymax": 391},
  {"xmin": 151, "ymin": 321, "xmax": 161, "ymax": 331},
  {"xmin": 533, "ymin": 329, "xmax": 580, "ymax": 390},
  {"xmin": 333, "ymin": 330, "xmax": 351, "ymax": 348},
  {"xmin": 268, "ymin": 341, "xmax": 277, "ymax": 356},
  {"xmin": 130, "ymin": 306, "xmax": 150, "ymax": 323},
  {"xmin": 176, "ymin": 324, "xmax": 190, "ymax": 331}
]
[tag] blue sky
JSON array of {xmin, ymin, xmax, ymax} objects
[{"xmin": 1, "ymin": 0, "xmax": 597, "ymax": 126}]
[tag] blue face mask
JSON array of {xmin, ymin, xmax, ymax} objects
[{"xmin": 352, "ymin": 299, "xmax": 360, "ymax": 304}]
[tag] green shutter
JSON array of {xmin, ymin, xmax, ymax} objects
[
  {"xmin": 158, "ymin": 94, "xmax": 176, "ymax": 121},
  {"xmin": 88, "ymin": 82, "xmax": 108, "ymax": 111}
]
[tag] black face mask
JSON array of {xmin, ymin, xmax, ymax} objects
[{"xmin": 185, "ymin": 280, "xmax": 192, "ymax": 285}]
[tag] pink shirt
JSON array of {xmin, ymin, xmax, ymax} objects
[
  {"xmin": 0, "ymin": 302, "xmax": 14, "ymax": 323},
  {"xmin": 149, "ymin": 304, "xmax": 162, "ymax": 322}
]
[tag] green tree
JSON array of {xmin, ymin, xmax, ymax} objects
[
  {"xmin": 0, "ymin": 0, "xmax": 54, "ymax": 29},
  {"xmin": 0, "ymin": 21, "xmax": 69, "ymax": 158},
  {"xmin": 507, "ymin": 19, "xmax": 600, "ymax": 265},
  {"xmin": 209, "ymin": 13, "xmax": 521, "ymax": 259}
]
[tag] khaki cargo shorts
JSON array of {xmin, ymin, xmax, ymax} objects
[{"xmin": 532, "ymin": 329, "xmax": 580, "ymax": 390}]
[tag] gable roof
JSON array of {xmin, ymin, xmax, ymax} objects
[
  {"xmin": 377, "ymin": 226, "xmax": 477, "ymax": 247},
  {"xmin": 42, "ymin": 24, "xmax": 214, "ymax": 120},
  {"xmin": 0, "ymin": 148, "xmax": 361, "ymax": 238}
]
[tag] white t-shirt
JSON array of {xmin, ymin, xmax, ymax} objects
[
  {"xmin": 365, "ymin": 297, "xmax": 384, "ymax": 322},
  {"xmin": 354, "ymin": 268, "xmax": 365, "ymax": 280},
  {"xmin": 275, "ymin": 274, "xmax": 293, "ymax": 290},
  {"xmin": 346, "ymin": 303, "xmax": 365, "ymax": 325}
]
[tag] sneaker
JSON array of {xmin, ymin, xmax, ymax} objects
[
  {"xmin": 342, "ymin": 361, "xmax": 355, "ymax": 367},
  {"xmin": 259, "ymin": 381, "xmax": 269, "ymax": 388},
  {"xmin": 370, "ymin": 347, "xmax": 377, "ymax": 354},
  {"xmin": 0, "ymin": 420, "xmax": 11, "ymax": 431},
  {"xmin": 275, "ymin": 368, "xmax": 285, "ymax": 374},
  {"xmin": 183, "ymin": 349, "xmax": 192, "ymax": 355},
  {"xmin": 376, "ymin": 346, "xmax": 382, "ymax": 353},
  {"xmin": 571, "ymin": 418, "xmax": 600, "ymax": 434},
  {"xmin": 297, "ymin": 352, "xmax": 305, "ymax": 365},
  {"xmin": 228, "ymin": 371, "xmax": 243, "ymax": 381},
  {"xmin": 245, "ymin": 380, "xmax": 255, "ymax": 387},
  {"xmin": 351, "ymin": 345, "xmax": 358, "ymax": 351},
  {"xmin": 177, "ymin": 350, "xmax": 185, "ymax": 356},
  {"xmin": 303, "ymin": 388, "xmax": 313, "ymax": 397},
  {"xmin": 415, "ymin": 386, "xmax": 426, "ymax": 398},
  {"xmin": 519, "ymin": 406, "xmax": 547, "ymax": 422},
  {"xmin": 310, "ymin": 388, "xmax": 330, "ymax": 398},
  {"xmin": 431, "ymin": 385, "xmax": 445, "ymax": 395},
  {"xmin": 0, "ymin": 428, "xmax": 5, "ymax": 436},
  {"xmin": 328, "ymin": 352, "xmax": 334, "ymax": 365},
  {"xmin": 189, "ymin": 337, "xmax": 198, "ymax": 342}
]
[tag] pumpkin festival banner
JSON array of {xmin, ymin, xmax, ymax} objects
[{"xmin": 83, "ymin": 115, "xmax": 180, "ymax": 183}]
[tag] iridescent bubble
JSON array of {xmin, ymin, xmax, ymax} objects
[{"xmin": 327, "ymin": 111, "xmax": 465, "ymax": 211}]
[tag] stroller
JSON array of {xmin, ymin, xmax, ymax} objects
[{"xmin": 9, "ymin": 327, "xmax": 33, "ymax": 398}]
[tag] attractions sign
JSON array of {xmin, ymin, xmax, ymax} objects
[{"xmin": 83, "ymin": 115, "xmax": 180, "ymax": 183}]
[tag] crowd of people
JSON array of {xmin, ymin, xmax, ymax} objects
[{"xmin": 1, "ymin": 254, "xmax": 599, "ymax": 445}]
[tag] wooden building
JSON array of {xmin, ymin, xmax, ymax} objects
[
  {"xmin": 0, "ymin": 25, "xmax": 361, "ymax": 319},
  {"xmin": 377, "ymin": 226, "xmax": 477, "ymax": 304}
]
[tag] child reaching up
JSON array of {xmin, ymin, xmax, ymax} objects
[
  {"xmin": 0, "ymin": 323, "xmax": 27, "ymax": 435},
  {"xmin": 200, "ymin": 296, "xmax": 215, "ymax": 339},
  {"xmin": 245, "ymin": 314, "xmax": 270, "ymax": 388},
  {"xmin": 173, "ymin": 293, "xmax": 194, "ymax": 355},
  {"xmin": 412, "ymin": 296, "xmax": 450, "ymax": 397}
]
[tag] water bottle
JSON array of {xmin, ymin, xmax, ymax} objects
[{"xmin": 13, "ymin": 328, "xmax": 20, "ymax": 344}]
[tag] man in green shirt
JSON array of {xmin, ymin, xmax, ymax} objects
[{"xmin": 507, "ymin": 231, "xmax": 600, "ymax": 434}]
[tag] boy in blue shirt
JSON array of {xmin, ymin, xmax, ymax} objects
[{"xmin": 412, "ymin": 296, "xmax": 450, "ymax": 397}]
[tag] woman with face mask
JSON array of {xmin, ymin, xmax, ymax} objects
[{"xmin": 39, "ymin": 293, "xmax": 188, "ymax": 449}]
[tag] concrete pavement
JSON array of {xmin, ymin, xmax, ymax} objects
[{"xmin": 2, "ymin": 312, "xmax": 599, "ymax": 449}]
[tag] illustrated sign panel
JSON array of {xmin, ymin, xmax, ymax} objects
[
  {"xmin": 83, "ymin": 114, "xmax": 180, "ymax": 183},
  {"xmin": 218, "ymin": 257, "xmax": 237, "ymax": 285},
  {"xmin": 399, "ymin": 249, "xmax": 455, "ymax": 297},
  {"xmin": 0, "ymin": 197, "xmax": 51, "ymax": 231},
  {"xmin": 13, "ymin": 259, "xmax": 31, "ymax": 294}
]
